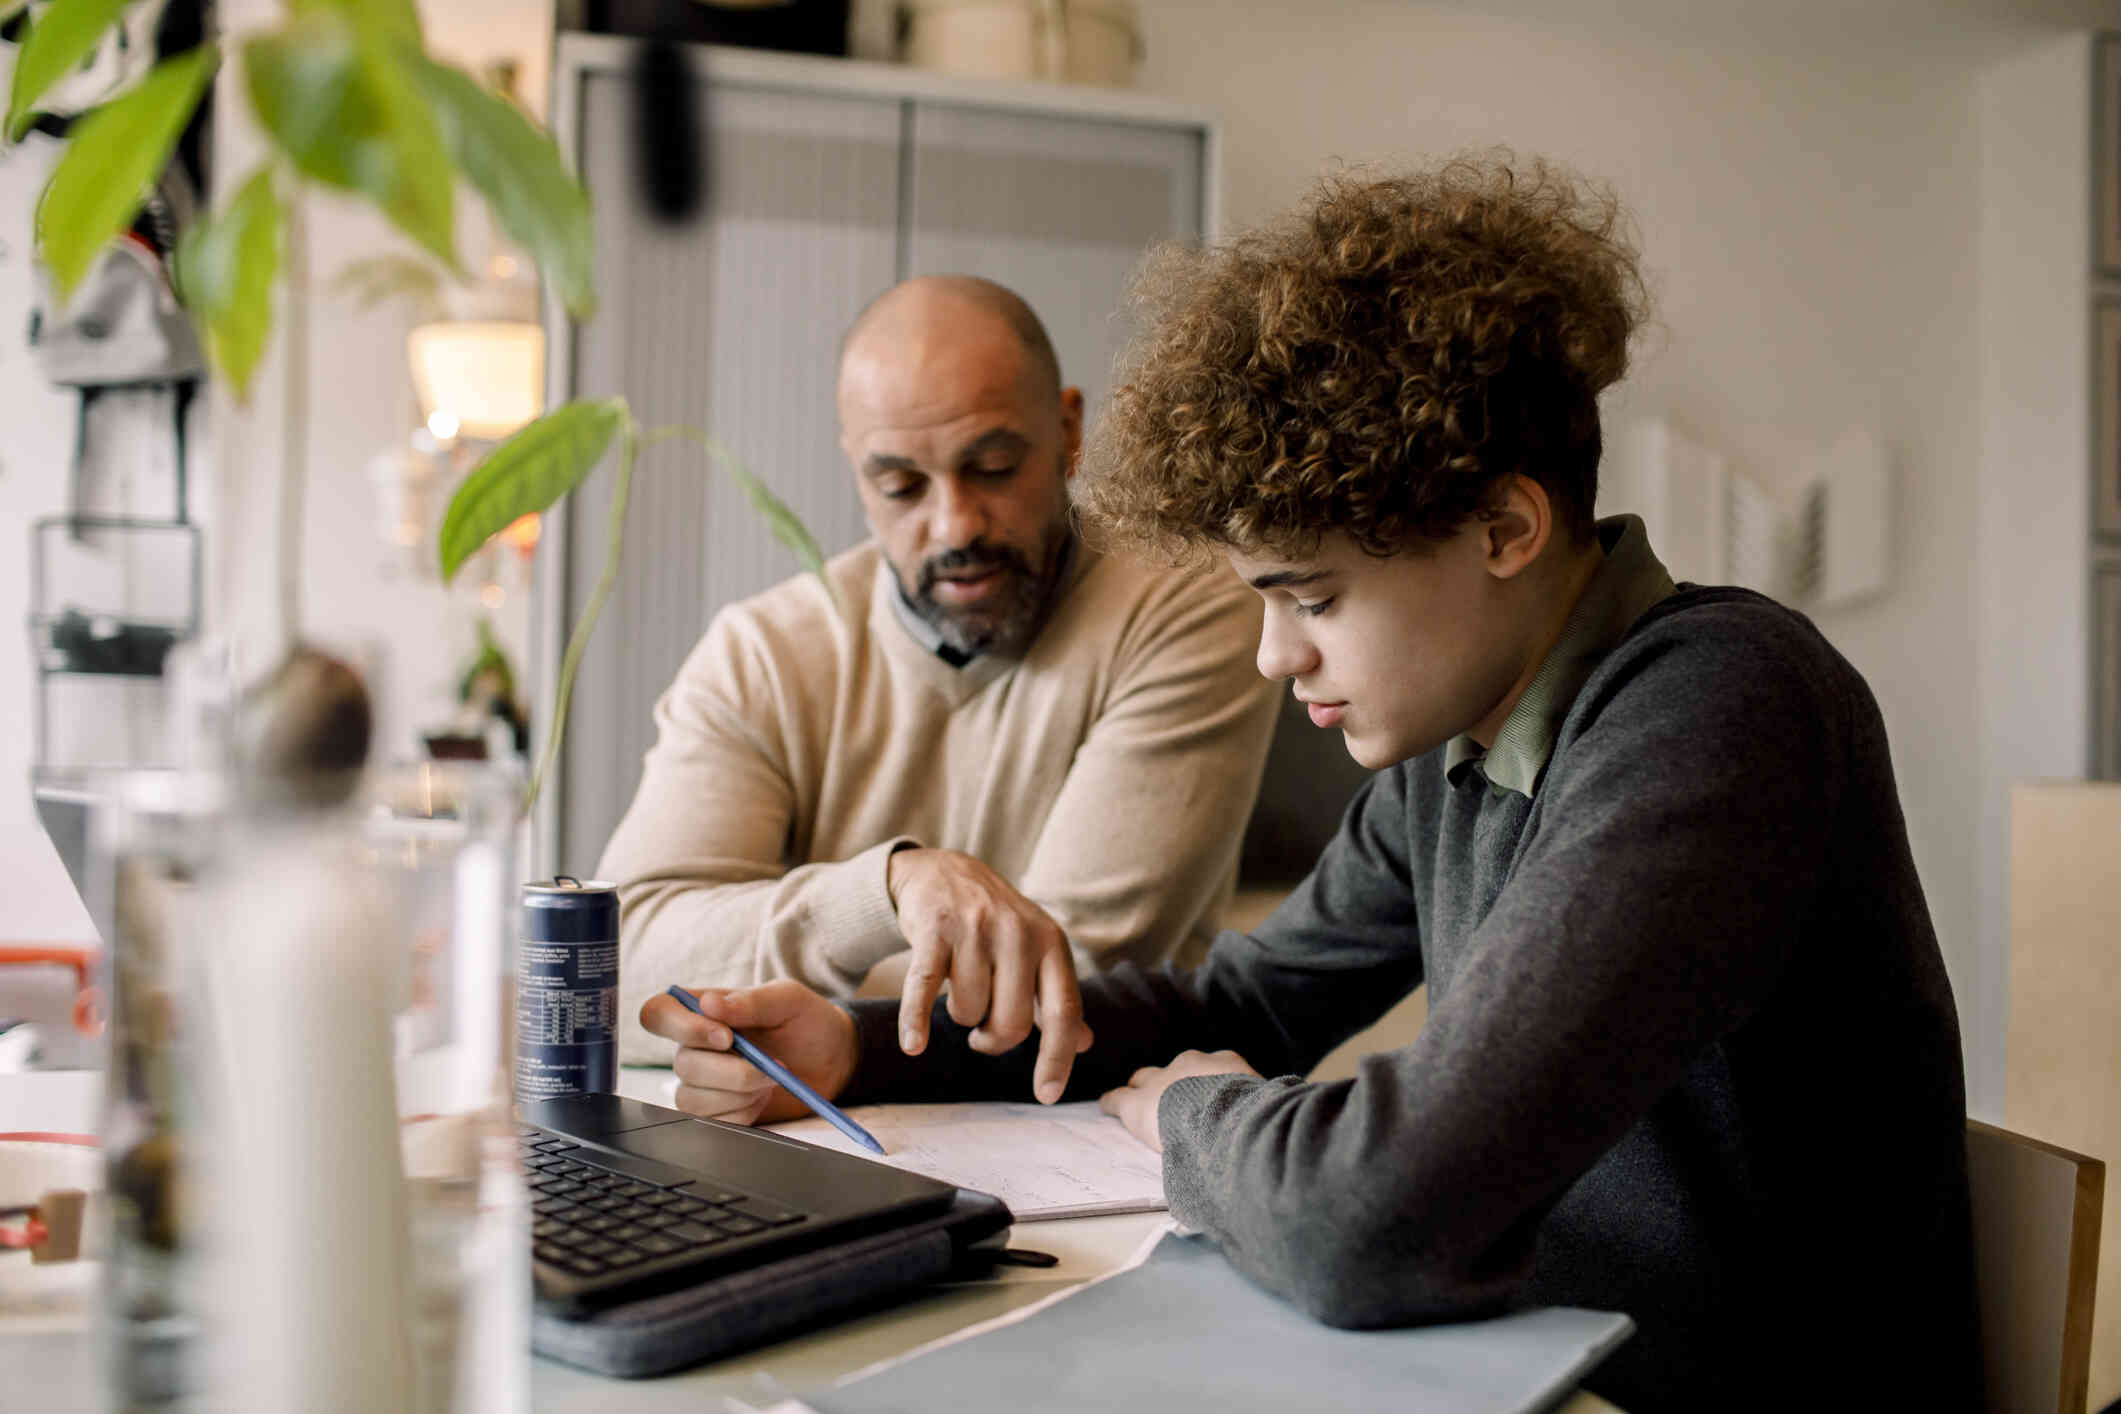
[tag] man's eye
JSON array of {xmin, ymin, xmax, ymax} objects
[
  {"xmin": 973, "ymin": 463, "xmax": 1018, "ymax": 480},
  {"xmin": 1295, "ymin": 597, "xmax": 1335, "ymax": 618},
  {"xmin": 879, "ymin": 479, "xmax": 921, "ymax": 501}
]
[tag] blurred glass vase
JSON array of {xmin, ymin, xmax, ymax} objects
[{"xmin": 91, "ymin": 758, "xmax": 526, "ymax": 1413}]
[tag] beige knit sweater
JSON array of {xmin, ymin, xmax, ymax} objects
[{"xmin": 599, "ymin": 539, "xmax": 1281, "ymax": 1063}]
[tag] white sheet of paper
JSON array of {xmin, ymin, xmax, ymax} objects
[{"xmin": 769, "ymin": 1101, "xmax": 1167, "ymax": 1220}]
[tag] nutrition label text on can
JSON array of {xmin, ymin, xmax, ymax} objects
[
  {"xmin": 516, "ymin": 939, "xmax": 619, "ymax": 1044},
  {"xmin": 515, "ymin": 876, "xmax": 620, "ymax": 1102}
]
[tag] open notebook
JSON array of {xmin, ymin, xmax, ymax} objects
[
  {"xmin": 774, "ymin": 1100, "xmax": 1165, "ymax": 1220},
  {"xmin": 650, "ymin": 1075, "xmax": 1165, "ymax": 1221}
]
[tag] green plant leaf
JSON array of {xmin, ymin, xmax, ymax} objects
[
  {"xmin": 439, "ymin": 397, "xmax": 627, "ymax": 583},
  {"xmin": 6, "ymin": 0, "xmax": 131, "ymax": 142},
  {"xmin": 288, "ymin": 0, "xmax": 420, "ymax": 46},
  {"xmin": 354, "ymin": 30, "xmax": 454, "ymax": 264},
  {"xmin": 331, "ymin": 252, "xmax": 443, "ymax": 317},
  {"xmin": 646, "ymin": 423, "xmax": 839, "ymax": 607},
  {"xmin": 706, "ymin": 439, "xmax": 830, "ymax": 580},
  {"xmin": 173, "ymin": 164, "xmax": 280, "ymax": 399},
  {"xmin": 36, "ymin": 45, "xmax": 219, "ymax": 302},
  {"xmin": 244, "ymin": 16, "xmax": 455, "ymax": 269},
  {"xmin": 409, "ymin": 56, "xmax": 596, "ymax": 321}
]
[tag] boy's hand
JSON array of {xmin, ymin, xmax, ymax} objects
[
  {"xmin": 887, "ymin": 847, "xmax": 1093, "ymax": 1103},
  {"xmin": 1098, "ymin": 1049, "xmax": 1259, "ymax": 1152},
  {"xmin": 640, "ymin": 980, "xmax": 857, "ymax": 1126}
]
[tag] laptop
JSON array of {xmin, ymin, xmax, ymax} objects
[{"xmin": 518, "ymin": 1092, "xmax": 960, "ymax": 1312}]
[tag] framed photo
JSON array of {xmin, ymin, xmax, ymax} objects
[
  {"xmin": 2100, "ymin": 37, "xmax": 2121, "ymax": 276},
  {"xmin": 2097, "ymin": 303, "xmax": 2121, "ymax": 539},
  {"xmin": 2098, "ymin": 563, "xmax": 2121, "ymax": 779}
]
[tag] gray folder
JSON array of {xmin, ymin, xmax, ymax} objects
[{"xmin": 807, "ymin": 1230, "xmax": 1634, "ymax": 1414}]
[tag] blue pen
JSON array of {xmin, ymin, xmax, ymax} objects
[{"xmin": 664, "ymin": 985, "xmax": 886, "ymax": 1155}]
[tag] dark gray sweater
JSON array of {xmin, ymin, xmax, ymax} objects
[{"xmin": 844, "ymin": 586, "xmax": 1980, "ymax": 1413}]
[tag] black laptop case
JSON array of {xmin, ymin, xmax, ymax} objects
[
  {"xmin": 532, "ymin": 1188, "xmax": 1013, "ymax": 1377},
  {"xmin": 520, "ymin": 1093, "xmax": 1014, "ymax": 1377}
]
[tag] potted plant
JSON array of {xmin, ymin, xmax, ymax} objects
[{"xmin": 6, "ymin": 0, "xmax": 829, "ymax": 807}]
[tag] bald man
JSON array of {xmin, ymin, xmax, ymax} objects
[{"xmin": 599, "ymin": 276, "xmax": 1280, "ymax": 1096}]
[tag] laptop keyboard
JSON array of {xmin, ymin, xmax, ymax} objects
[{"xmin": 520, "ymin": 1127, "xmax": 809, "ymax": 1283}]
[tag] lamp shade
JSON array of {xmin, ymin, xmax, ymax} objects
[{"xmin": 407, "ymin": 321, "xmax": 545, "ymax": 441}]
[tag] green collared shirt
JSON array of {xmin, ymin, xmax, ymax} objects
[{"xmin": 1444, "ymin": 515, "xmax": 1677, "ymax": 798}]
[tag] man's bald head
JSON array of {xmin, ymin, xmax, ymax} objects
[
  {"xmin": 838, "ymin": 275, "xmax": 1063, "ymax": 406},
  {"xmin": 835, "ymin": 275, "xmax": 1084, "ymax": 661}
]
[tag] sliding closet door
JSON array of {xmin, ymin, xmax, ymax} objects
[
  {"xmin": 904, "ymin": 104, "xmax": 1205, "ymax": 422},
  {"xmin": 559, "ymin": 70, "xmax": 900, "ymax": 873}
]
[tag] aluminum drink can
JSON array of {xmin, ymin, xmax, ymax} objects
[{"xmin": 515, "ymin": 877, "xmax": 619, "ymax": 1102}]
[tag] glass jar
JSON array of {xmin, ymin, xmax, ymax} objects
[
  {"xmin": 91, "ymin": 767, "xmax": 225, "ymax": 1410},
  {"xmin": 85, "ymin": 757, "xmax": 526, "ymax": 1414},
  {"xmin": 363, "ymin": 759, "xmax": 528, "ymax": 1414}
]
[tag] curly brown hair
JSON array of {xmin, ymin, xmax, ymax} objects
[{"xmin": 1077, "ymin": 152, "xmax": 1647, "ymax": 564}]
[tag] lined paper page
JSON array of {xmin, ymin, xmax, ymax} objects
[{"xmin": 772, "ymin": 1101, "xmax": 1166, "ymax": 1220}]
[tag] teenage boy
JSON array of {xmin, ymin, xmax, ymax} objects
[{"xmin": 639, "ymin": 157, "xmax": 1979, "ymax": 1413}]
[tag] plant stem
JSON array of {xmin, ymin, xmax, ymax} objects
[
  {"xmin": 643, "ymin": 422, "xmax": 837, "ymax": 606},
  {"xmin": 278, "ymin": 189, "xmax": 309, "ymax": 652},
  {"xmin": 524, "ymin": 415, "xmax": 638, "ymax": 815},
  {"xmin": 643, "ymin": 421, "xmax": 715, "ymax": 454}
]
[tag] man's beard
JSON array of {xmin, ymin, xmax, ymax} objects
[{"xmin": 906, "ymin": 529, "xmax": 1073, "ymax": 660}]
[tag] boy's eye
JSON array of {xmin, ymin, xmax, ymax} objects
[
  {"xmin": 1295, "ymin": 597, "xmax": 1335, "ymax": 618},
  {"xmin": 878, "ymin": 478, "xmax": 922, "ymax": 501},
  {"xmin": 972, "ymin": 462, "xmax": 1018, "ymax": 480}
]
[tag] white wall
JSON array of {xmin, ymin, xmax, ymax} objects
[
  {"xmin": 1976, "ymin": 36, "xmax": 2095, "ymax": 1113},
  {"xmin": 278, "ymin": 191, "xmax": 536, "ymax": 769},
  {"xmin": 1132, "ymin": 0, "xmax": 2018, "ymax": 1101}
]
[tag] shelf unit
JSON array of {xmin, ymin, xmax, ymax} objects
[{"xmin": 27, "ymin": 513, "xmax": 201, "ymax": 773}]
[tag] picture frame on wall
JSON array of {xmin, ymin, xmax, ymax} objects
[
  {"xmin": 2097, "ymin": 563, "xmax": 2121, "ymax": 779},
  {"xmin": 2097, "ymin": 302, "xmax": 2121, "ymax": 539},
  {"xmin": 2101, "ymin": 36, "xmax": 2121, "ymax": 275}
]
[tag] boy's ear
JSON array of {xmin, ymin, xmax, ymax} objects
[{"xmin": 1480, "ymin": 474, "xmax": 1554, "ymax": 582}]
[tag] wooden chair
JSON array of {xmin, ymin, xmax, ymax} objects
[
  {"xmin": 2009, "ymin": 784, "xmax": 2121, "ymax": 1402},
  {"xmin": 1966, "ymin": 1119, "xmax": 2105, "ymax": 1414}
]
